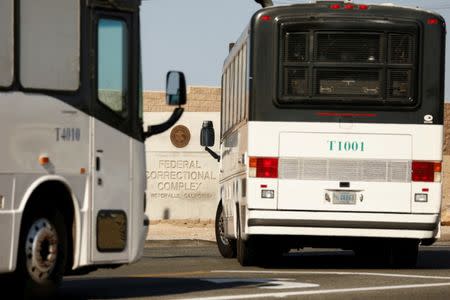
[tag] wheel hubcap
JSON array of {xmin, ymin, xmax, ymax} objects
[
  {"xmin": 25, "ymin": 218, "xmax": 58, "ymax": 282},
  {"xmin": 218, "ymin": 210, "xmax": 229, "ymax": 246}
]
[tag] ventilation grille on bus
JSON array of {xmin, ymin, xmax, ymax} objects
[
  {"xmin": 280, "ymin": 30, "xmax": 417, "ymax": 102},
  {"xmin": 389, "ymin": 34, "xmax": 414, "ymax": 64},
  {"xmin": 285, "ymin": 32, "xmax": 307, "ymax": 62},
  {"xmin": 279, "ymin": 158, "xmax": 411, "ymax": 182},
  {"xmin": 315, "ymin": 33, "xmax": 382, "ymax": 63},
  {"xmin": 286, "ymin": 68, "xmax": 307, "ymax": 95}
]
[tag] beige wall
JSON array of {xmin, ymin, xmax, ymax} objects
[
  {"xmin": 144, "ymin": 87, "xmax": 222, "ymax": 220},
  {"xmin": 441, "ymin": 104, "xmax": 450, "ymax": 223},
  {"xmin": 144, "ymin": 86, "xmax": 221, "ymax": 113},
  {"xmin": 443, "ymin": 156, "xmax": 450, "ymax": 224},
  {"xmin": 144, "ymin": 87, "xmax": 450, "ymax": 223}
]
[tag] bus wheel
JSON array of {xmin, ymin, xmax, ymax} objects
[
  {"xmin": 236, "ymin": 219, "xmax": 257, "ymax": 266},
  {"xmin": 215, "ymin": 203, "xmax": 236, "ymax": 258},
  {"xmin": 391, "ymin": 239, "xmax": 419, "ymax": 268},
  {"xmin": 16, "ymin": 208, "xmax": 67, "ymax": 299}
]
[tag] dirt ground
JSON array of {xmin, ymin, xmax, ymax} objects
[{"xmin": 147, "ymin": 219, "xmax": 215, "ymax": 241}]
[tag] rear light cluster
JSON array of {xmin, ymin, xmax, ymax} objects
[
  {"xmin": 249, "ymin": 157, "xmax": 278, "ymax": 178},
  {"xmin": 330, "ymin": 3, "xmax": 369, "ymax": 10},
  {"xmin": 412, "ymin": 161, "xmax": 442, "ymax": 182},
  {"xmin": 427, "ymin": 18, "xmax": 439, "ymax": 25},
  {"xmin": 249, "ymin": 157, "xmax": 442, "ymax": 183}
]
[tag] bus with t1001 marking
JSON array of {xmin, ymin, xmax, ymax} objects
[
  {"xmin": 201, "ymin": 0, "xmax": 446, "ymax": 267},
  {"xmin": 0, "ymin": 0, "xmax": 186, "ymax": 297}
]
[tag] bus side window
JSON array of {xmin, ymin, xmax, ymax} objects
[
  {"xmin": 0, "ymin": 0, "xmax": 14, "ymax": 88},
  {"xmin": 221, "ymin": 70, "xmax": 228, "ymax": 135},
  {"xmin": 228, "ymin": 59, "xmax": 236, "ymax": 129},
  {"xmin": 97, "ymin": 19, "xmax": 129, "ymax": 116},
  {"xmin": 240, "ymin": 48, "xmax": 245, "ymax": 122},
  {"xmin": 20, "ymin": 0, "xmax": 80, "ymax": 91},
  {"xmin": 243, "ymin": 43, "xmax": 248, "ymax": 120}
]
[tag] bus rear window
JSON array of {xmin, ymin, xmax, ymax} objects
[
  {"xmin": 316, "ymin": 33, "xmax": 382, "ymax": 63},
  {"xmin": 279, "ymin": 27, "xmax": 417, "ymax": 105},
  {"xmin": 0, "ymin": 0, "xmax": 14, "ymax": 88}
]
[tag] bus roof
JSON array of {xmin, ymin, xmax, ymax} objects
[{"xmin": 253, "ymin": 1, "xmax": 444, "ymax": 20}]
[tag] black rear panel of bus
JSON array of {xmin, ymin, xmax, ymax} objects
[{"xmin": 249, "ymin": 3, "xmax": 446, "ymax": 125}]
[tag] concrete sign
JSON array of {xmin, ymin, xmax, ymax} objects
[
  {"xmin": 144, "ymin": 111, "xmax": 221, "ymax": 220},
  {"xmin": 146, "ymin": 152, "xmax": 219, "ymax": 219}
]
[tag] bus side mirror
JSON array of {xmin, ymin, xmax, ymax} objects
[
  {"xmin": 166, "ymin": 71, "xmax": 187, "ymax": 106},
  {"xmin": 144, "ymin": 71, "xmax": 186, "ymax": 139},
  {"xmin": 201, "ymin": 121, "xmax": 215, "ymax": 147},
  {"xmin": 200, "ymin": 121, "xmax": 220, "ymax": 162}
]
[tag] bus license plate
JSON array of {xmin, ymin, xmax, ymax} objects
[{"xmin": 333, "ymin": 191, "xmax": 356, "ymax": 205}]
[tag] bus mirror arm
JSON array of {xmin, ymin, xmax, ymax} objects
[
  {"xmin": 144, "ymin": 107, "xmax": 184, "ymax": 139},
  {"xmin": 204, "ymin": 146, "xmax": 220, "ymax": 162}
]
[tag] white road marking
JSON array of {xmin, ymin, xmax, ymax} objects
[
  {"xmin": 201, "ymin": 278, "xmax": 319, "ymax": 290},
  {"xmin": 212, "ymin": 270, "xmax": 450, "ymax": 280},
  {"xmin": 180, "ymin": 282, "xmax": 450, "ymax": 300}
]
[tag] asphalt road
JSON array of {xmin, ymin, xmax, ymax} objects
[{"xmin": 59, "ymin": 241, "xmax": 450, "ymax": 299}]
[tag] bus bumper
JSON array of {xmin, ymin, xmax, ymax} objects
[
  {"xmin": 245, "ymin": 209, "xmax": 440, "ymax": 240},
  {"xmin": 0, "ymin": 211, "xmax": 15, "ymax": 273}
]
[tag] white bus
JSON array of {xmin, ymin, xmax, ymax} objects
[
  {"xmin": 201, "ymin": 1, "xmax": 446, "ymax": 267},
  {"xmin": 0, "ymin": 0, "xmax": 186, "ymax": 297}
]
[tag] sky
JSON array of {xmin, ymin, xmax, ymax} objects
[{"xmin": 141, "ymin": 0, "xmax": 450, "ymax": 98}]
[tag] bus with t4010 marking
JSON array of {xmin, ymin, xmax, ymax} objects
[{"xmin": 0, "ymin": 0, "xmax": 186, "ymax": 297}]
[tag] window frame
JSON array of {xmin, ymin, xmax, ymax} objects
[
  {"xmin": 276, "ymin": 20, "xmax": 420, "ymax": 107},
  {"xmin": 92, "ymin": 10, "xmax": 133, "ymax": 135},
  {"xmin": 96, "ymin": 17, "xmax": 130, "ymax": 118}
]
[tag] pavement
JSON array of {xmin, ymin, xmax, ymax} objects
[
  {"xmin": 60, "ymin": 241, "xmax": 450, "ymax": 299},
  {"xmin": 147, "ymin": 220, "xmax": 450, "ymax": 243}
]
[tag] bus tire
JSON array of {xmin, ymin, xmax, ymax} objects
[
  {"xmin": 392, "ymin": 239, "xmax": 419, "ymax": 268},
  {"xmin": 16, "ymin": 207, "xmax": 68, "ymax": 299},
  {"xmin": 236, "ymin": 219, "xmax": 257, "ymax": 266},
  {"xmin": 215, "ymin": 203, "xmax": 236, "ymax": 258}
]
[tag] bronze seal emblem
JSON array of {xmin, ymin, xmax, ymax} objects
[{"xmin": 170, "ymin": 125, "xmax": 191, "ymax": 148}]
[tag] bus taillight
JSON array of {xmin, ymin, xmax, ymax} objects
[
  {"xmin": 330, "ymin": 4, "xmax": 369, "ymax": 10},
  {"xmin": 249, "ymin": 157, "xmax": 278, "ymax": 178},
  {"xmin": 412, "ymin": 161, "xmax": 442, "ymax": 182},
  {"xmin": 428, "ymin": 18, "xmax": 439, "ymax": 25},
  {"xmin": 330, "ymin": 4, "xmax": 341, "ymax": 10},
  {"xmin": 344, "ymin": 4, "xmax": 355, "ymax": 10}
]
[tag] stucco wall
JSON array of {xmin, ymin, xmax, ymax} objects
[{"xmin": 144, "ymin": 87, "xmax": 221, "ymax": 220}]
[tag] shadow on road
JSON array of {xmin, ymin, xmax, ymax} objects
[
  {"xmin": 258, "ymin": 247, "xmax": 450, "ymax": 270},
  {"xmin": 59, "ymin": 277, "xmax": 253, "ymax": 299},
  {"xmin": 417, "ymin": 249, "xmax": 450, "ymax": 269},
  {"xmin": 58, "ymin": 246, "xmax": 450, "ymax": 299}
]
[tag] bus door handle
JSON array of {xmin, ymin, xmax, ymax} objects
[
  {"xmin": 96, "ymin": 157, "xmax": 102, "ymax": 186},
  {"xmin": 96, "ymin": 149, "xmax": 103, "ymax": 186},
  {"xmin": 96, "ymin": 149, "xmax": 103, "ymax": 171},
  {"xmin": 238, "ymin": 154, "xmax": 245, "ymax": 165},
  {"xmin": 96, "ymin": 157, "xmax": 101, "ymax": 171}
]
